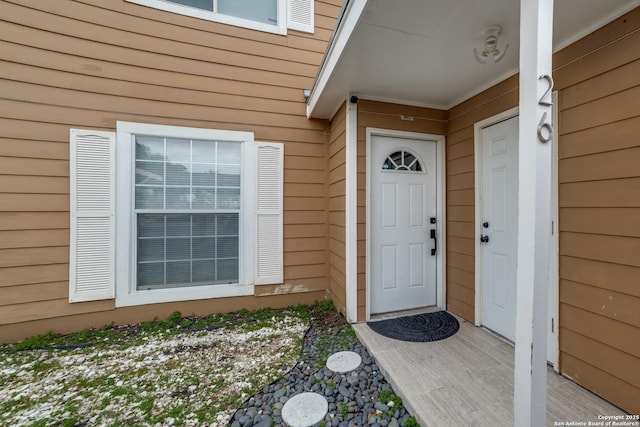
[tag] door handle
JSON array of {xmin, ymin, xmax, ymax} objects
[
  {"xmin": 430, "ymin": 229, "xmax": 437, "ymax": 256},
  {"xmin": 480, "ymin": 234, "xmax": 490, "ymax": 243}
]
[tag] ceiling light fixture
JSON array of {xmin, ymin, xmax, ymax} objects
[{"xmin": 474, "ymin": 25, "xmax": 508, "ymax": 64}]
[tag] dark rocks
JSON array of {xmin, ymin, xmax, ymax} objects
[
  {"xmin": 338, "ymin": 385, "xmax": 350, "ymax": 398},
  {"xmin": 374, "ymin": 402, "xmax": 389, "ymax": 412},
  {"xmin": 229, "ymin": 310, "xmax": 417, "ymax": 427}
]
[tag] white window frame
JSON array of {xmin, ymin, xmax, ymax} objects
[
  {"xmin": 125, "ymin": 0, "xmax": 287, "ymax": 35},
  {"xmin": 115, "ymin": 121, "xmax": 256, "ymax": 307}
]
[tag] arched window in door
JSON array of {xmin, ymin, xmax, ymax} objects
[{"xmin": 382, "ymin": 149, "xmax": 423, "ymax": 172}]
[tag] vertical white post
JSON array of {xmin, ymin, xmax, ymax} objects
[
  {"xmin": 515, "ymin": 0, "xmax": 554, "ymax": 426},
  {"xmin": 345, "ymin": 97, "xmax": 358, "ymax": 323}
]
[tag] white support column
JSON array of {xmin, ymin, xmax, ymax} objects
[
  {"xmin": 515, "ymin": 0, "xmax": 554, "ymax": 426},
  {"xmin": 345, "ymin": 97, "xmax": 358, "ymax": 323}
]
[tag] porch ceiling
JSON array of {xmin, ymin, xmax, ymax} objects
[{"xmin": 308, "ymin": 0, "xmax": 640, "ymax": 119}]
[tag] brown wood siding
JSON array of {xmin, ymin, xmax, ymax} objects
[
  {"xmin": 328, "ymin": 102, "xmax": 347, "ymax": 315},
  {"xmin": 0, "ymin": 291, "xmax": 325, "ymax": 344},
  {"xmin": 356, "ymin": 100, "xmax": 447, "ymax": 321},
  {"xmin": 0, "ymin": 0, "xmax": 342, "ymax": 341},
  {"xmin": 553, "ymin": 8, "xmax": 640, "ymax": 413}
]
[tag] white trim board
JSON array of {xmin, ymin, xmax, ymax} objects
[
  {"xmin": 549, "ymin": 91, "xmax": 560, "ymax": 372},
  {"xmin": 365, "ymin": 127, "xmax": 446, "ymax": 322},
  {"xmin": 345, "ymin": 99, "xmax": 358, "ymax": 322}
]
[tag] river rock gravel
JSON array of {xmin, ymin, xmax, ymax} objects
[{"xmin": 230, "ymin": 310, "xmax": 416, "ymax": 427}]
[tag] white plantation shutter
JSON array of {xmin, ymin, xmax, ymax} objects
[
  {"xmin": 255, "ymin": 142, "xmax": 284, "ymax": 285},
  {"xmin": 287, "ymin": 0, "xmax": 314, "ymax": 33},
  {"xmin": 69, "ymin": 129, "xmax": 116, "ymax": 302}
]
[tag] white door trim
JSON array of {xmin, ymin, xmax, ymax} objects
[
  {"xmin": 473, "ymin": 105, "xmax": 559, "ymax": 367},
  {"xmin": 365, "ymin": 127, "xmax": 446, "ymax": 322},
  {"xmin": 345, "ymin": 99, "xmax": 358, "ymax": 323},
  {"xmin": 549, "ymin": 91, "xmax": 560, "ymax": 372}
]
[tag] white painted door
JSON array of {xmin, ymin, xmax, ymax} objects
[
  {"xmin": 370, "ymin": 136, "xmax": 437, "ymax": 314},
  {"xmin": 481, "ymin": 116, "xmax": 519, "ymax": 341}
]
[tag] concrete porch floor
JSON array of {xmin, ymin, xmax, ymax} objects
[{"xmin": 353, "ymin": 315, "xmax": 626, "ymax": 426}]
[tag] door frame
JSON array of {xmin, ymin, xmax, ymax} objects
[
  {"xmin": 365, "ymin": 127, "xmax": 446, "ymax": 321},
  {"xmin": 473, "ymin": 102, "xmax": 559, "ymax": 370}
]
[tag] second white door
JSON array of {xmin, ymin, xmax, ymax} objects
[
  {"xmin": 370, "ymin": 136, "xmax": 437, "ymax": 314},
  {"xmin": 481, "ymin": 116, "xmax": 519, "ymax": 341}
]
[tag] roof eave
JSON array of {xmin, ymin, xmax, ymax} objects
[{"xmin": 306, "ymin": 0, "xmax": 369, "ymax": 120}]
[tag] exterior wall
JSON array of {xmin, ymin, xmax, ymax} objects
[
  {"xmin": 0, "ymin": 0, "xmax": 342, "ymax": 343},
  {"xmin": 327, "ymin": 102, "xmax": 347, "ymax": 315},
  {"xmin": 1, "ymin": 0, "xmax": 638, "ymax": 413},
  {"xmin": 445, "ymin": 8, "xmax": 640, "ymax": 412},
  {"xmin": 553, "ymin": 8, "xmax": 640, "ymax": 413},
  {"xmin": 356, "ymin": 100, "xmax": 447, "ymax": 321}
]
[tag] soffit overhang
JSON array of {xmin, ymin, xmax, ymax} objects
[{"xmin": 307, "ymin": 0, "xmax": 640, "ymax": 120}]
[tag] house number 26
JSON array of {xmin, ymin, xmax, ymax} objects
[{"xmin": 537, "ymin": 74, "xmax": 554, "ymax": 143}]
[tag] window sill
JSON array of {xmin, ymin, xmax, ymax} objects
[{"xmin": 115, "ymin": 283, "xmax": 254, "ymax": 307}]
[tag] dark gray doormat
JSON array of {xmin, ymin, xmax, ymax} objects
[{"xmin": 367, "ymin": 311, "xmax": 460, "ymax": 342}]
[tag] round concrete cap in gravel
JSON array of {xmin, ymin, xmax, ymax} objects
[
  {"xmin": 281, "ymin": 392, "xmax": 328, "ymax": 427},
  {"xmin": 326, "ymin": 351, "xmax": 362, "ymax": 373}
]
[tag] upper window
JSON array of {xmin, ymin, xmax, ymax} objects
[
  {"xmin": 382, "ymin": 150, "xmax": 423, "ymax": 172},
  {"xmin": 125, "ymin": 0, "xmax": 314, "ymax": 35},
  {"xmin": 217, "ymin": 0, "xmax": 278, "ymax": 26},
  {"xmin": 166, "ymin": 0, "xmax": 278, "ymax": 26}
]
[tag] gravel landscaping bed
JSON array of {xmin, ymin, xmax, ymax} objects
[
  {"xmin": 0, "ymin": 302, "xmax": 418, "ymax": 427},
  {"xmin": 0, "ymin": 308, "xmax": 309, "ymax": 427},
  {"xmin": 231, "ymin": 308, "xmax": 418, "ymax": 427}
]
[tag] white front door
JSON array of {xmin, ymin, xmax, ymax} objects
[
  {"xmin": 370, "ymin": 136, "xmax": 437, "ymax": 314},
  {"xmin": 480, "ymin": 116, "xmax": 519, "ymax": 341}
]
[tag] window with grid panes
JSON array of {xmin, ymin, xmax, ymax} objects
[{"xmin": 134, "ymin": 136, "xmax": 241, "ymax": 290}]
